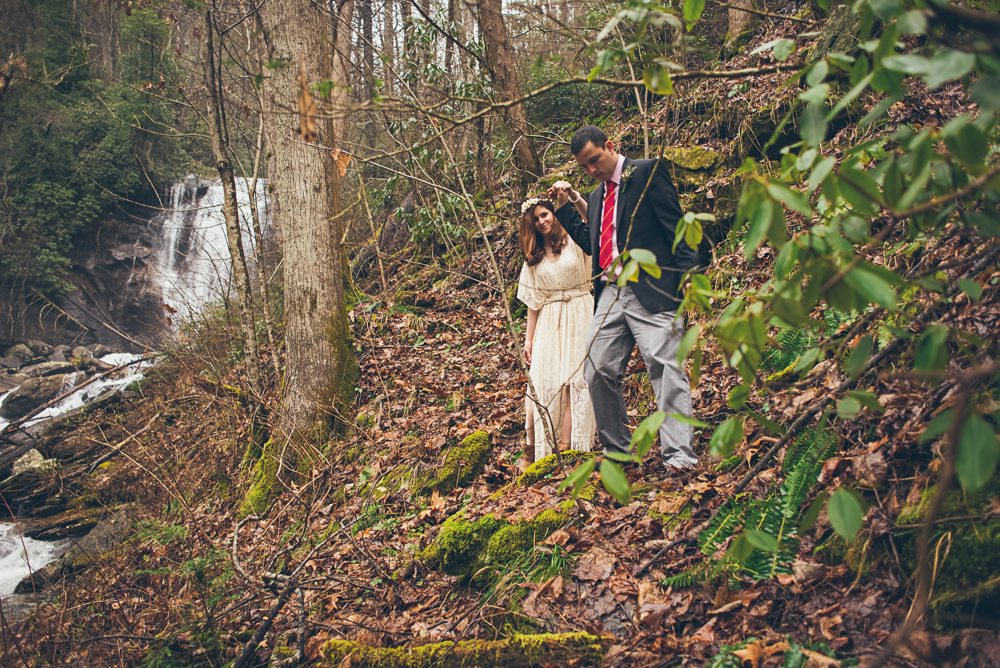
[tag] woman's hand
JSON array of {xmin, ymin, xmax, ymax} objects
[
  {"xmin": 523, "ymin": 339, "xmax": 532, "ymax": 365},
  {"xmin": 547, "ymin": 180, "xmax": 578, "ymax": 208}
]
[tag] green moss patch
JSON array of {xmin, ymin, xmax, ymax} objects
[
  {"xmin": 517, "ymin": 451, "xmax": 595, "ymax": 487},
  {"xmin": 433, "ymin": 506, "xmax": 569, "ymax": 584},
  {"xmin": 423, "ymin": 430, "xmax": 492, "ymax": 496},
  {"xmin": 896, "ymin": 474, "xmax": 1000, "ymax": 617},
  {"xmin": 320, "ymin": 631, "xmax": 607, "ymax": 667}
]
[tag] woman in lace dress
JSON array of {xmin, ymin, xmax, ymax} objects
[{"xmin": 516, "ymin": 197, "xmax": 596, "ymax": 470}]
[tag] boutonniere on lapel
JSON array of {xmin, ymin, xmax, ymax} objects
[{"xmin": 620, "ymin": 165, "xmax": 636, "ymax": 189}]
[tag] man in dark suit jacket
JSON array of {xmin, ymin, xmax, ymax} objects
[{"xmin": 548, "ymin": 125, "xmax": 700, "ymax": 472}]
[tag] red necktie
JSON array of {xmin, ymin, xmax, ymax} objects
[{"xmin": 599, "ymin": 180, "xmax": 616, "ymax": 270}]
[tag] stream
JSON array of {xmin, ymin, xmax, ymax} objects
[{"xmin": 0, "ymin": 352, "xmax": 152, "ymax": 598}]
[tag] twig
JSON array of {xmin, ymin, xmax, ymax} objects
[
  {"xmin": 86, "ymin": 413, "xmax": 161, "ymax": 474},
  {"xmin": 893, "ymin": 163, "xmax": 1000, "ymax": 219}
]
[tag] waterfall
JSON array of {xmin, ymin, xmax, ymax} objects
[
  {"xmin": 0, "ymin": 523, "xmax": 70, "ymax": 597},
  {"xmin": 148, "ymin": 177, "xmax": 270, "ymax": 326}
]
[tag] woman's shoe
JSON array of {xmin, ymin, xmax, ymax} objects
[
  {"xmin": 557, "ymin": 441, "xmax": 571, "ymax": 453},
  {"xmin": 519, "ymin": 442, "xmax": 535, "ymax": 473}
]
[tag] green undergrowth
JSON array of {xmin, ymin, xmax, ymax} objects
[
  {"xmin": 761, "ymin": 307, "xmax": 855, "ymax": 376},
  {"xmin": 665, "ymin": 426, "xmax": 838, "ymax": 588},
  {"xmin": 896, "ymin": 472, "xmax": 1000, "ymax": 618},
  {"xmin": 426, "ymin": 452, "xmax": 598, "ymax": 585}
]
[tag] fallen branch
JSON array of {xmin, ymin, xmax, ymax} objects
[{"xmin": 320, "ymin": 632, "xmax": 610, "ymax": 667}]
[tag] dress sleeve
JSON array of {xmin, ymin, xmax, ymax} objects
[{"xmin": 517, "ymin": 262, "xmax": 545, "ymax": 310}]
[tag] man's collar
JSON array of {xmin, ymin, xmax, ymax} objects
[{"xmin": 607, "ymin": 154, "xmax": 627, "ymax": 188}]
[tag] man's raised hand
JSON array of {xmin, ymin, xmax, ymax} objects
[{"xmin": 547, "ymin": 180, "xmax": 575, "ymax": 208}]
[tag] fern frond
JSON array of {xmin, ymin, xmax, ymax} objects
[{"xmin": 699, "ymin": 497, "xmax": 751, "ymax": 555}]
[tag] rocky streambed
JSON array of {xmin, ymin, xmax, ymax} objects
[{"xmin": 0, "ymin": 339, "xmax": 153, "ymax": 616}]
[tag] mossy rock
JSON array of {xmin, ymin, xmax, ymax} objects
[
  {"xmin": 896, "ymin": 473, "xmax": 1000, "ymax": 617},
  {"xmin": 663, "ymin": 146, "xmax": 720, "ymax": 172},
  {"xmin": 480, "ymin": 509, "xmax": 568, "ymax": 572},
  {"xmin": 422, "ymin": 430, "xmax": 492, "ymax": 496},
  {"xmin": 431, "ymin": 450, "xmax": 604, "ymax": 583},
  {"xmin": 435, "ymin": 511, "xmax": 508, "ymax": 580},
  {"xmin": 434, "ymin": 507, "xmax": 569, "ymax": 584},
  {"xmin": 661, "ymin": 147, "xmax": 724, "ymax": 192},
  {"xmin": 517, "ymin": 451, "xmax": 595, "ymax": 487}
]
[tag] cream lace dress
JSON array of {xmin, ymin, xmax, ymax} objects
[{"xmin": 517, "ymin": 239, "xmax": 597, "ymax": 460}]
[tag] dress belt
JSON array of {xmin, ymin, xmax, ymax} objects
[{"xmin": 543, "ymin": 290, "xmax": 591, "ymax": 304}]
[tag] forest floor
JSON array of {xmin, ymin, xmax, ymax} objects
[{"xmin": 6, "ymin": 11, "xmax": 1000, "ymax": 668}]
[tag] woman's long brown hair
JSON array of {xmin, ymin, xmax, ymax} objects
[{"xmin": 520, "ymin": 201, "xmax": 568, "ymax": 267}]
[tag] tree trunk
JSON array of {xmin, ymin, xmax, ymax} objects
[
  {"xmin": 248, "ymin": 0, "xmax": 358, "ymax": 514},
  {"xmin": 475, "ymin": 0, "xmax": 543, "ymax": 192},
  {"xmin": 382, "ymin": 0, "xmax": 394, "ymax": 96},
  {"xmin": 727, "ymin": 0, "xmax": 755, "ymax": 42},
  {"xmin": 203, "ymin": 5, "xmax": 262, "ymax": 399},
  {"xmin": 444, "ymin": 0, "xmax": 456, "ymax": 74},
  {"xmin": 360, "ymin": 0, "xmax": 374, "ymax": 95}
]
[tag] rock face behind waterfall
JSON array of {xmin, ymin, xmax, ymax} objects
[{"xmin": 0, "ymin": 178, "xmax": 271, "ymax": 351}]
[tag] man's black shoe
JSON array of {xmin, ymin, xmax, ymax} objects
[{"xmin": 658, "ymin": 465, "xmax": 695, "ymax": 482}]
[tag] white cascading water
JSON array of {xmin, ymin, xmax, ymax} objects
[
  {"xmin": 0, "ymin": 524, "xmax": 69, "ymax": 597},
  {"xmin": 147, "ymin": 177, "xmax": 269, "ymax": 325},
  {"xmin": 0, "ymin": 180, "xmax": 267, "ymax": 598},
  {"xmin": 0, "ymin": 353, "xmax": 153, "ymax": 597}
]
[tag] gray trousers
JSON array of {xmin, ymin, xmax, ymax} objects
[{"xmin": 584, "ymin": 284, "xmax": 697, "ymax": 469}]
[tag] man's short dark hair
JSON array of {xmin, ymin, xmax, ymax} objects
[{"xmin": 570, "ymin": 125, "xmax": 608, "ymax": 155}]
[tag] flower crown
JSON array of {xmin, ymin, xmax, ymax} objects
[{"xmin": 521, "ymin": 196, "xmax": 553, "ymax": 214}]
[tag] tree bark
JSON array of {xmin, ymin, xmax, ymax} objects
[
  {"xmin": 360, "ymin": 0, "xmax": 375, "ymax": 95},
  {"xmin": 444, "ymin": 0, "xmax": 456, "ymax": 74},
  {"xmin": 475, "ymin": 0, "xmax": 543, "ymax": 192},
  {"xmin": 253, "ymin": 0, "xmax": 358, "ymax": 511},
  {"xmin": 203, "ymin": 4, "xmax": 263, "ymax": 399},
  {"xmin": 382, "ymin": 0, "xmax": 395, "ymax": 96},
  {"xmin": 727, "ymin": 0, "xmax": 756, "ymax": 42}
]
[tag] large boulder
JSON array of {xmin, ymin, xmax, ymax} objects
[
  {"xmin": 25, "ymin": 340, "xmax": 54, "ymax": 357},
  {"xmin": 0, "ymin": 448, "xmax": 60, "ymax": 502},
  {"xmin": 18, "ymin": 361, "xmax": 76, "ymax": 378},
  {"xmin": 3, "ymin": 344, "xmax": 33, "ymax": 364},
  {"xmin": 661, "ymin": 147, "xmax": 724, "ymax": 192},
  {"xmin": 0, "ymin": 373, "xmax": 26, "ymax": 393},
  {"xmin": 0, "ymin": 372, "xmax": 83, "ymax": 419}
]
